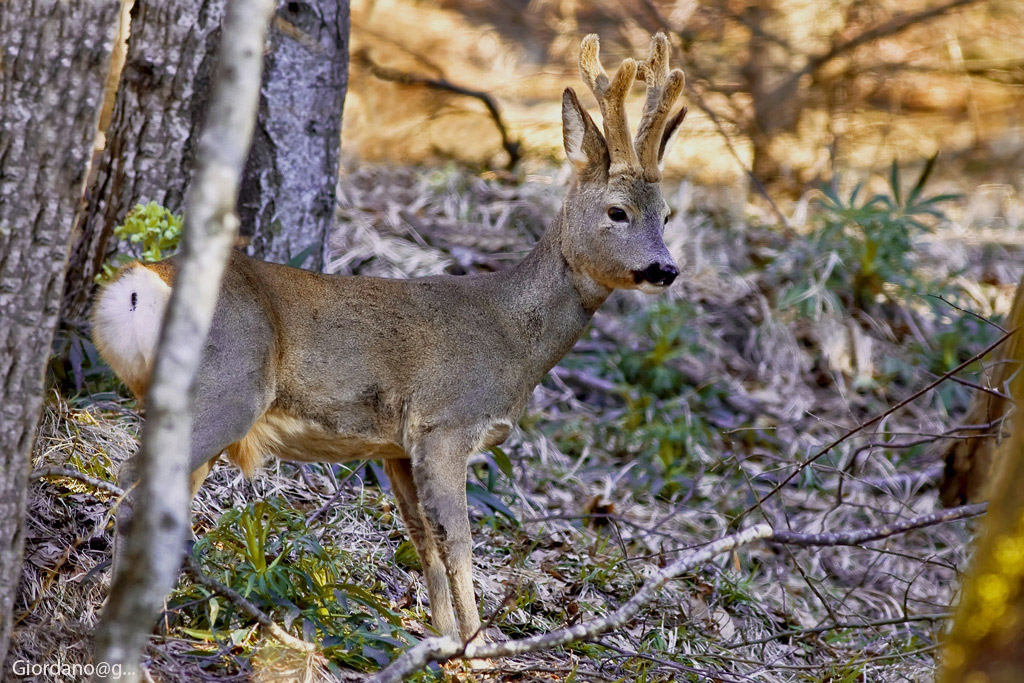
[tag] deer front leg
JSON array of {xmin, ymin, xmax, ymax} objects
[
  {"xmin": 383, "ymin": 458, "xmax": 458, "ymax": 639},
  {"xmin": 408, "ymin": 432, "xmax": 482, "ymax": 643}
]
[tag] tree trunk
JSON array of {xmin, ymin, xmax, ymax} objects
[
  {"xmin": 91, "ymin": 0, "xmax": 274, "ymax": 678},
  {"xmin": 738, "ymin": 0, "xmax": 804, "ymax": 188},
  {"xmin": 240, "ymin": 0, "xmax": 350, "ymax": 271},
  {"xmin": 62, "ymin": 0, "xmax": 227, "ymax": 323},
  {"xmin": 63, "ymin": 0, "xmax": 350, "ymax": 316},
  {"xmin": 940, "ymin": 324, "xmax": 1024, "ymax": 681},
  {"xmin": 939, "ymin": 272, "xmax": 1024, "ymax": 506},
  {"xmin": 0, "ymin": 0, "xmax": 120, "ymax": 672}
]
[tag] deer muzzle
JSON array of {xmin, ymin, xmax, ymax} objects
[{"xmin": 633, "ymin": 261, "xmax": 678, "ymax": 288}]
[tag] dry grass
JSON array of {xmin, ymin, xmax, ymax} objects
[{"xmin": 13, "ymin": 162, "xmax": 1024, "ymax": 681}]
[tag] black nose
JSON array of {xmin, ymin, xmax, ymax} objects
[{"xmin": 634, "ymin": 262, "xmax": 678, "ymax": 287}]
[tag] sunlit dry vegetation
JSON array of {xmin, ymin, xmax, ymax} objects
[{"xmin": 11, "ymin": 0, "xmax": 1024, "ymax": 680}]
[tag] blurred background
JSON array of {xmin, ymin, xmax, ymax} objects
[{"xmin": 343, "ymin": 0, "xmax": 1024, "ymax": 198}]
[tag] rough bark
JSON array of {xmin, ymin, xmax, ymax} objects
[
  {"xmin": 0, "ymin": 0, "xmax": 120, "ymax": 672},
  {"xmin": 940, "ymin": 273, "xmax": 1024, "ymax": 506},
  {"xmin": 90, "ymin": 0, "xmax": 274, "ymax": 679},
  {"xmin": 940, "ymin": 324, "xmax": 1024, "ymax": 681},
  {"xmin": 241, "ymin": 0, "xmax": 350, "ymax": 271},
  {"xmin": 64, "ymin": 0, "xmax": 350, "ymax": 313},
  {"xmin": 62, "ymin": 0, "xmax": 227, "ymax": 323}
]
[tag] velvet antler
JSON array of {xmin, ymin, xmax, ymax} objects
[
  {"xmin": 579, "ymin": 34, "xmax": 640, "ymax": 176},
  {"xmin": 578, "ymin": 33, "xmax": 686, "ymax": 180},
  {"xmin": 635, "ymin": 33, "xmax": 686, "ymax": 181}
]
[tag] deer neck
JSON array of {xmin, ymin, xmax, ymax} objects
[{"xmin": 496, "ymin": 208, "xmax": 610, "ymax": 376}]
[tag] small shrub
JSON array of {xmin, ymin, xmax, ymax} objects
[
  {"xmin": 98, "ymin": 201, "xmax": 183, "ymax": 282},
  {"xmin": 170, "ymin": 498, "xmax": 416, "ymax": 673},
  {"xmin": 599, "ymin": 301, "xmax": 723, "ymax": 499},
  {"xmin": 778, "ymin": 156, "xmax": 959, "ymax": 317}
]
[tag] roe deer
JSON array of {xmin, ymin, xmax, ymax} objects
[{"xmin": 92, "ymin": 33, "xmax": 687, "ymax": 643}]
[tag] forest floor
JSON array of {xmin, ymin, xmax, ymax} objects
[{"xmin": 11, "ymin": 161, "xmax": 1024, "ymax": 682}]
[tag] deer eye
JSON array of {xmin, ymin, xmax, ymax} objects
[{"xmin": 607, "ymin": 207, "xmax": 628, "ymax": 222}]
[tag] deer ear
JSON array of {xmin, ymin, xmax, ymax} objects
[
  {"xmin": 562, "ymin": 88, "xmax": 609, "ymax": 178},
  {"xmin": 657, "ymin": 107, "xmax": 687, "ymax": 166}
]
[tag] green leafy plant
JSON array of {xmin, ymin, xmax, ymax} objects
[
  {"xmin": 170, "ymin": 498, "xmax": 416, "ymax": 673},
  {"xmin": 778, "ymin": 156, "xmax": 959, "ymax": 317},
  {"xmin": 98, "ymin": 201, "xmax": 183, "ymax": 282},
  {"xmin": 597, "ymin": 301, "xmax": 724, "ymax": 499}
]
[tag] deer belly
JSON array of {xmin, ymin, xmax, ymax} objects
[{"xmin": 225, "ymin": 408, "xmax": 406, "ymax": 474}]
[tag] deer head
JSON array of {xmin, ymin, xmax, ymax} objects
[{"xmin": 559, "ymin": 33, "xmax": 687, "ymax": 294}]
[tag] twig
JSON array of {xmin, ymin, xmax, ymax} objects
[
  {"xmin": 734, "ymin": 612, "xmax": 950, "ymax": 648},
  {"xmin": 366, "ymin": 524, "xmax": 775, "ymax": 683},
  {"xmin": 939, "ymin": 372, "xmax": 1012, "ymax": 401},
  {"xmin": 768, "ymin": 503, "xmax": 986, "ymax": 547},
  {"xmin": 32, "ymin": 466, "xmax": 124, "ymax": 497},
  {"xmin": 356, "ymin": 49, "xmax": 522, "ymax": 170},
  {"xmin": 181, "ymin": 553, "xmax": 318, "ymax": 653},
  {"xmin": 928, "ymin": 294, "xmax": 1008, "ymax": 333},
  {"xmin": 734, "ymin": 327, "xmax": 1017, "ymax": 523}
]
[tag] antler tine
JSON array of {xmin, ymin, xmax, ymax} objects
[
  {"xmin": 579, "ymin": 34, "xmax": 640, "ymax": 175},
  {"xmin": 635, "ymin": 33, "xmax": 685, "ymax": 181}
]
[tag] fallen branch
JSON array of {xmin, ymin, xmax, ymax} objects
[
  {"xmin": 366, "ymin": 523, "xmax": 775, "ymax": 683},
  {"xmin": 32, "ymin": 466, "xmax": 124, "ymax": 497},
  {"xmin": 355, "ymin": 49, "xmax": 522, "ymax": 170},
  {"xmin": 768, "ymin": 503, "xmax": 986, "ymax": 547}
]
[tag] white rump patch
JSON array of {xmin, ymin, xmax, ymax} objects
[{"xmin": 92, "ymin": 266, "xmax": 171, "ymax": 388}]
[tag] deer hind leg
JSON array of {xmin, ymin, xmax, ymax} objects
[
  {"xmin": 383, "ymin": 458, "xmax": 458, "ymax": 639},
  {"xmin": 112, "ymin": 375, "xmax": 267, "ymax": 579},
  {"xmin": 408, "ymin": 431, "xmax": 482, "ymax": 643},
  {"xmin": 189, "ymin": 458, "xmax": 217, "ymax": 499}
]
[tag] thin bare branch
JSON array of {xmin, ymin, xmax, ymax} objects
[
  {"xmin": 735, "ymin": 327, "xmax": 1018, "ymax": 523},
  {"xmin": 356, "ymin": 49, "xmax": 522, "ymax": 170},
  {"xmin": 91, "ymin": 0, "xmax": 275, "ymax": 679},
  {"xmin": 928, "ymin": 294, "xmax": 1008, "ymax": 333},
  {"xmin": 32, "ymin": 466, "xmax": 124, "ymax": 498},
  {"xmin": 768, "ymin": 503, "xmax": 987, "ymax": 547},
  {"xmin": 801, "ymin": 0, "xmax": 982, "ymax": 80},
  {"xmin": 735, "ymin": 612, "xmax": 950, "ymax": 648}
]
